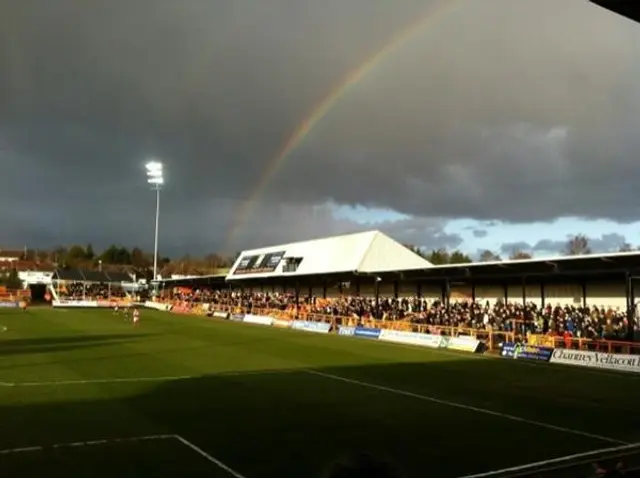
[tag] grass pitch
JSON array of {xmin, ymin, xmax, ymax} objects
[{"xmin": 0, "ymin": 308, "xmax": 639, "ymax": 477}]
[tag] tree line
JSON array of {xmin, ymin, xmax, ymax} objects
[
  {"xmin": 9, "ymin": 244, "xmax": 238, "ymax": 279},
  {"xmin": 405, "ymin": 234, "xmax": 637, "ymax": 265}
]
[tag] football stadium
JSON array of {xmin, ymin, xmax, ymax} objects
[
  {"xmin": 3, "ymin": 1, "xmax": 640, "ymax": 477},
  {"xmin": 2, "ymin": 227, "xmax": 640, "ymax": 477}
]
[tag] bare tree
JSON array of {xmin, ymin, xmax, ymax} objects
[
  {"xmin": 619, "ymin": 243, "xmax": 634, "ymax": 252},
  {"xmin": 565, "ymin": 234, "xmax": 591, "ymax": 256},
  {"xmin": 478, "ymin": 250, "xmax": 501, "ymax": 262},
  {"xmin": 509, "ymin": 250, "xmax": 532, "ymax": 260}
]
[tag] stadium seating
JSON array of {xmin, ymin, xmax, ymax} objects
[
  {"xmin": 158, "ymin": 289, "xmax": 636, "ymax": 342},
  {"xmin": 52, "ymin": 268, "xmax": 131, "ymax": 300}
]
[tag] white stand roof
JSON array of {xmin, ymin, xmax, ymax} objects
[{"xmin": 226, "ymin": 230, "xmax": 432, "ymax": 281}]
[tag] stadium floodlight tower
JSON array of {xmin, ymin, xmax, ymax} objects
[{"xmin": 145, "ymin": 160, "xmax": 164, "ymax": 286}]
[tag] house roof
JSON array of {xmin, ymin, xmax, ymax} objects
[
  {"xmin": 226, "ymin": 230, "xmax": 432, "ymax": 281},
  {"xmin": 105, "ymin": 271, "xmax": 134, "ymax": 282},
  {"xmin": 53, "ymin": 269, "xmax": 85, "ymax": 281},
  {"xmin": 0, "ymin": 249, "xmax": 23, "ymax": 259},
  {"xmin": 0, "ymin": 261, "xmax": 56, "ymax": 272}
]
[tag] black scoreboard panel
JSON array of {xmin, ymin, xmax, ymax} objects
[
  {"xmin": 233, "ymin": 255, "xmax": 259, "ymax": 274},
  {"xmin": 263, "ymin": 251, "xmax": 285, "ymax": 271},
  {"xmin": 233, "ymin": 251, "xmax": 285, "ymax": 275},
  {"xmin": 235, "ymin": 256, "xmax": 252, "ymax": 270}
]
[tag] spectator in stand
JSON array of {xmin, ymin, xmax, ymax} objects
[
  {"xmin": 164, "ymin": 289, "xmax": 635, "ymax": 341},
  {"xmin": 58, "ymin": 282, "xmax": 127, "ymax": 300}
]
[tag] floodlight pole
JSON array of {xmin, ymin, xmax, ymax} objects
[
  {"xmin": 153, "ymin": 185, "xmax": 160, "ymax": 282},
  {"xmin": 146, "ymin": 161, "xmax": 163, "ymax": 289}
]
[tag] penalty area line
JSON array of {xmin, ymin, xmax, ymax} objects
[
  {"xmin": 306, "ymin": 370, "xmax": 627, "ymax": 445},
  {"xmin": 174, "ymin": 435, "xmax": 246, "ymax": 478},
  {"xmin": 0, "ymin": 434, "xmax": 247, "ymax": 477},
  {"xmin": 0, "ymin": 434, "xmax": 175, "ymax": 455},
  {"xmin": 456, "ymin": 442, "xmax": 640, "ymax": 477}
]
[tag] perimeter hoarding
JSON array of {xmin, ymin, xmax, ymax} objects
[
  {"xmin": 500, "ymin": 342, "xmax": 553, "ymax": 361},
  {"xmin": 550, "ymin": 349, "xmax": 640, "ymax": 373}
]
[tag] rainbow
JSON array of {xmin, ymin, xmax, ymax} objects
[{"xmin": 226, "ymin": 0, "xmax": 461, "ymax": 247}]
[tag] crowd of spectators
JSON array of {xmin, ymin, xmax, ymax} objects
[
  {"xmin": 58, "ymin": 282, "xmax": 127, "ymax": 299},
  {"xmin": 165, "ymin": 289, "xmax": 636, "ymax": 340}
]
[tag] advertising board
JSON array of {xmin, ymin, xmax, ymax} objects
[
  {"xmin": 447, "ymin": 336, "xmax": 480, "ymax": 353},
  {"xmin": 501, "ymin": 342, "xmax": 552, "ymax": 361},
  {"xmin": 96, "ymin": 300, "xmax": 117, "ymax": 308},
  {"xmin": 230, "ymin": 313, "xmax": 245, "ymax": 321},
  {"xmin": 0, "ymin": 301, "xmax": 18, "ymax": 308},
  {"xmin": 212, "ymin": 311, "xmax": 229, "ymax": 319},
  {"xmin": 171, "ymin": 305, "xmax": 192, "ymax": 314},
  {"xmin": 243, "ymin": 315, "xmax": 274, "ymax": 326},
  {"xmin": 550, "ymin": 349, "xmax": 640, "ymax": 373},
  {"xmin": 353, "ymin": 327, "xmax": 381, "ymax": 339},
  {"xmin": 52, "ymin": 300, "xmax": 98, "ymax": 308},
  {"xmin": 338, "ymin": 326, "xmax": 356, "ymax": 336},
  {"xmin": 144, "ymin": 301, "xmax": 171, "ymax": 311},
  {"xmin": 378, "ymin": 330, "xmax": 442, "ymax": 348},
  {"xmin": 291, "ymin": 320, "xmax": 331, "ymax": 333},
  {"xmin": 273, "ymin": 319, "xmax": 291, "ymax": 328}
]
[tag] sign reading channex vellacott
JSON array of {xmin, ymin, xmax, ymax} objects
[{"xmin": 550, "ymin": 349, "xmax": 640, "ymax": 373}]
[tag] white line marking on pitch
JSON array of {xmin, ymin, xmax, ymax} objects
[
  {"xmin": 0, "ymin": 434, "xmax": 173, "ymax": 455},
  {"xmin": 0, "ymin": 375, "xmax": 195, "ymax": 387},
  {"xmin": 0, "ymin": 434, "xmax": 247, "ymax": 478},
  {"xmin": 0, "ymin": 369, "xmax": 291, "ymax": 387},
  {"xmin": 174, "ymin": 435, "xmax": 246, "ymax": 478},
  {"xmin": 456, "ymin": 442, "xmax": 640, "ymax": 477},
  {"xmin": 307, "ymin": 370, "xmax": 627, "ymax": 444}
]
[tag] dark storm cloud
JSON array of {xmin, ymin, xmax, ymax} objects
[
  {"xmin": 2, "ymin": 0, "xmax": 640, "ymax": 252},
  {"xmin": 0, "ymin": 0, "xmax": 446, "ymax": 250},
  {"xmin": 375, "ymin": 217, "xmax": 463, "ymax": 251},
  {"xmin": 275, "ymin": 0, "xmax": 640, "ymax": 222},
  {"xmin": 211, "ymin": 204, "xmax": 462, "ymax": 254}
]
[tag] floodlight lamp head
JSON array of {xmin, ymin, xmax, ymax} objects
[
  {"xmin": 145, "ymin": 160, "xmax": 164, "ymax": 189},
  {"xmin": 147, "ymin": 176, "xmax": 163, "ymax": 185},
  {"xmin": 145, "ymin": 160, "xmax": 163, "ymax": 172}
]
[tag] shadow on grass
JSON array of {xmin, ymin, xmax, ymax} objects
[
  {"xmin": 1, "ymin": 357, "xmax": 639, "ymax": 478},
  {"xmin": 0, "ymin": 334, "xmax": 151, "ymax": 357}
]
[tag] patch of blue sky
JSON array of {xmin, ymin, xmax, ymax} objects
[
  {"xmin": 449, "ymin": 218, "xmax": 640, "ymax": 256},
  {"xmin": 331, "ymin": 203, "xmax": 409, "ymax": 224}
]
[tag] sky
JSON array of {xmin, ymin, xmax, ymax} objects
[{"xmin": 2, "ymin": 0, "xmax": 640, "ymax": 258}]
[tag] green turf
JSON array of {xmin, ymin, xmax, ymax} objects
[{"xmin": 0, "ymin": 308, "xmax": 639, "ymax": 477}]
